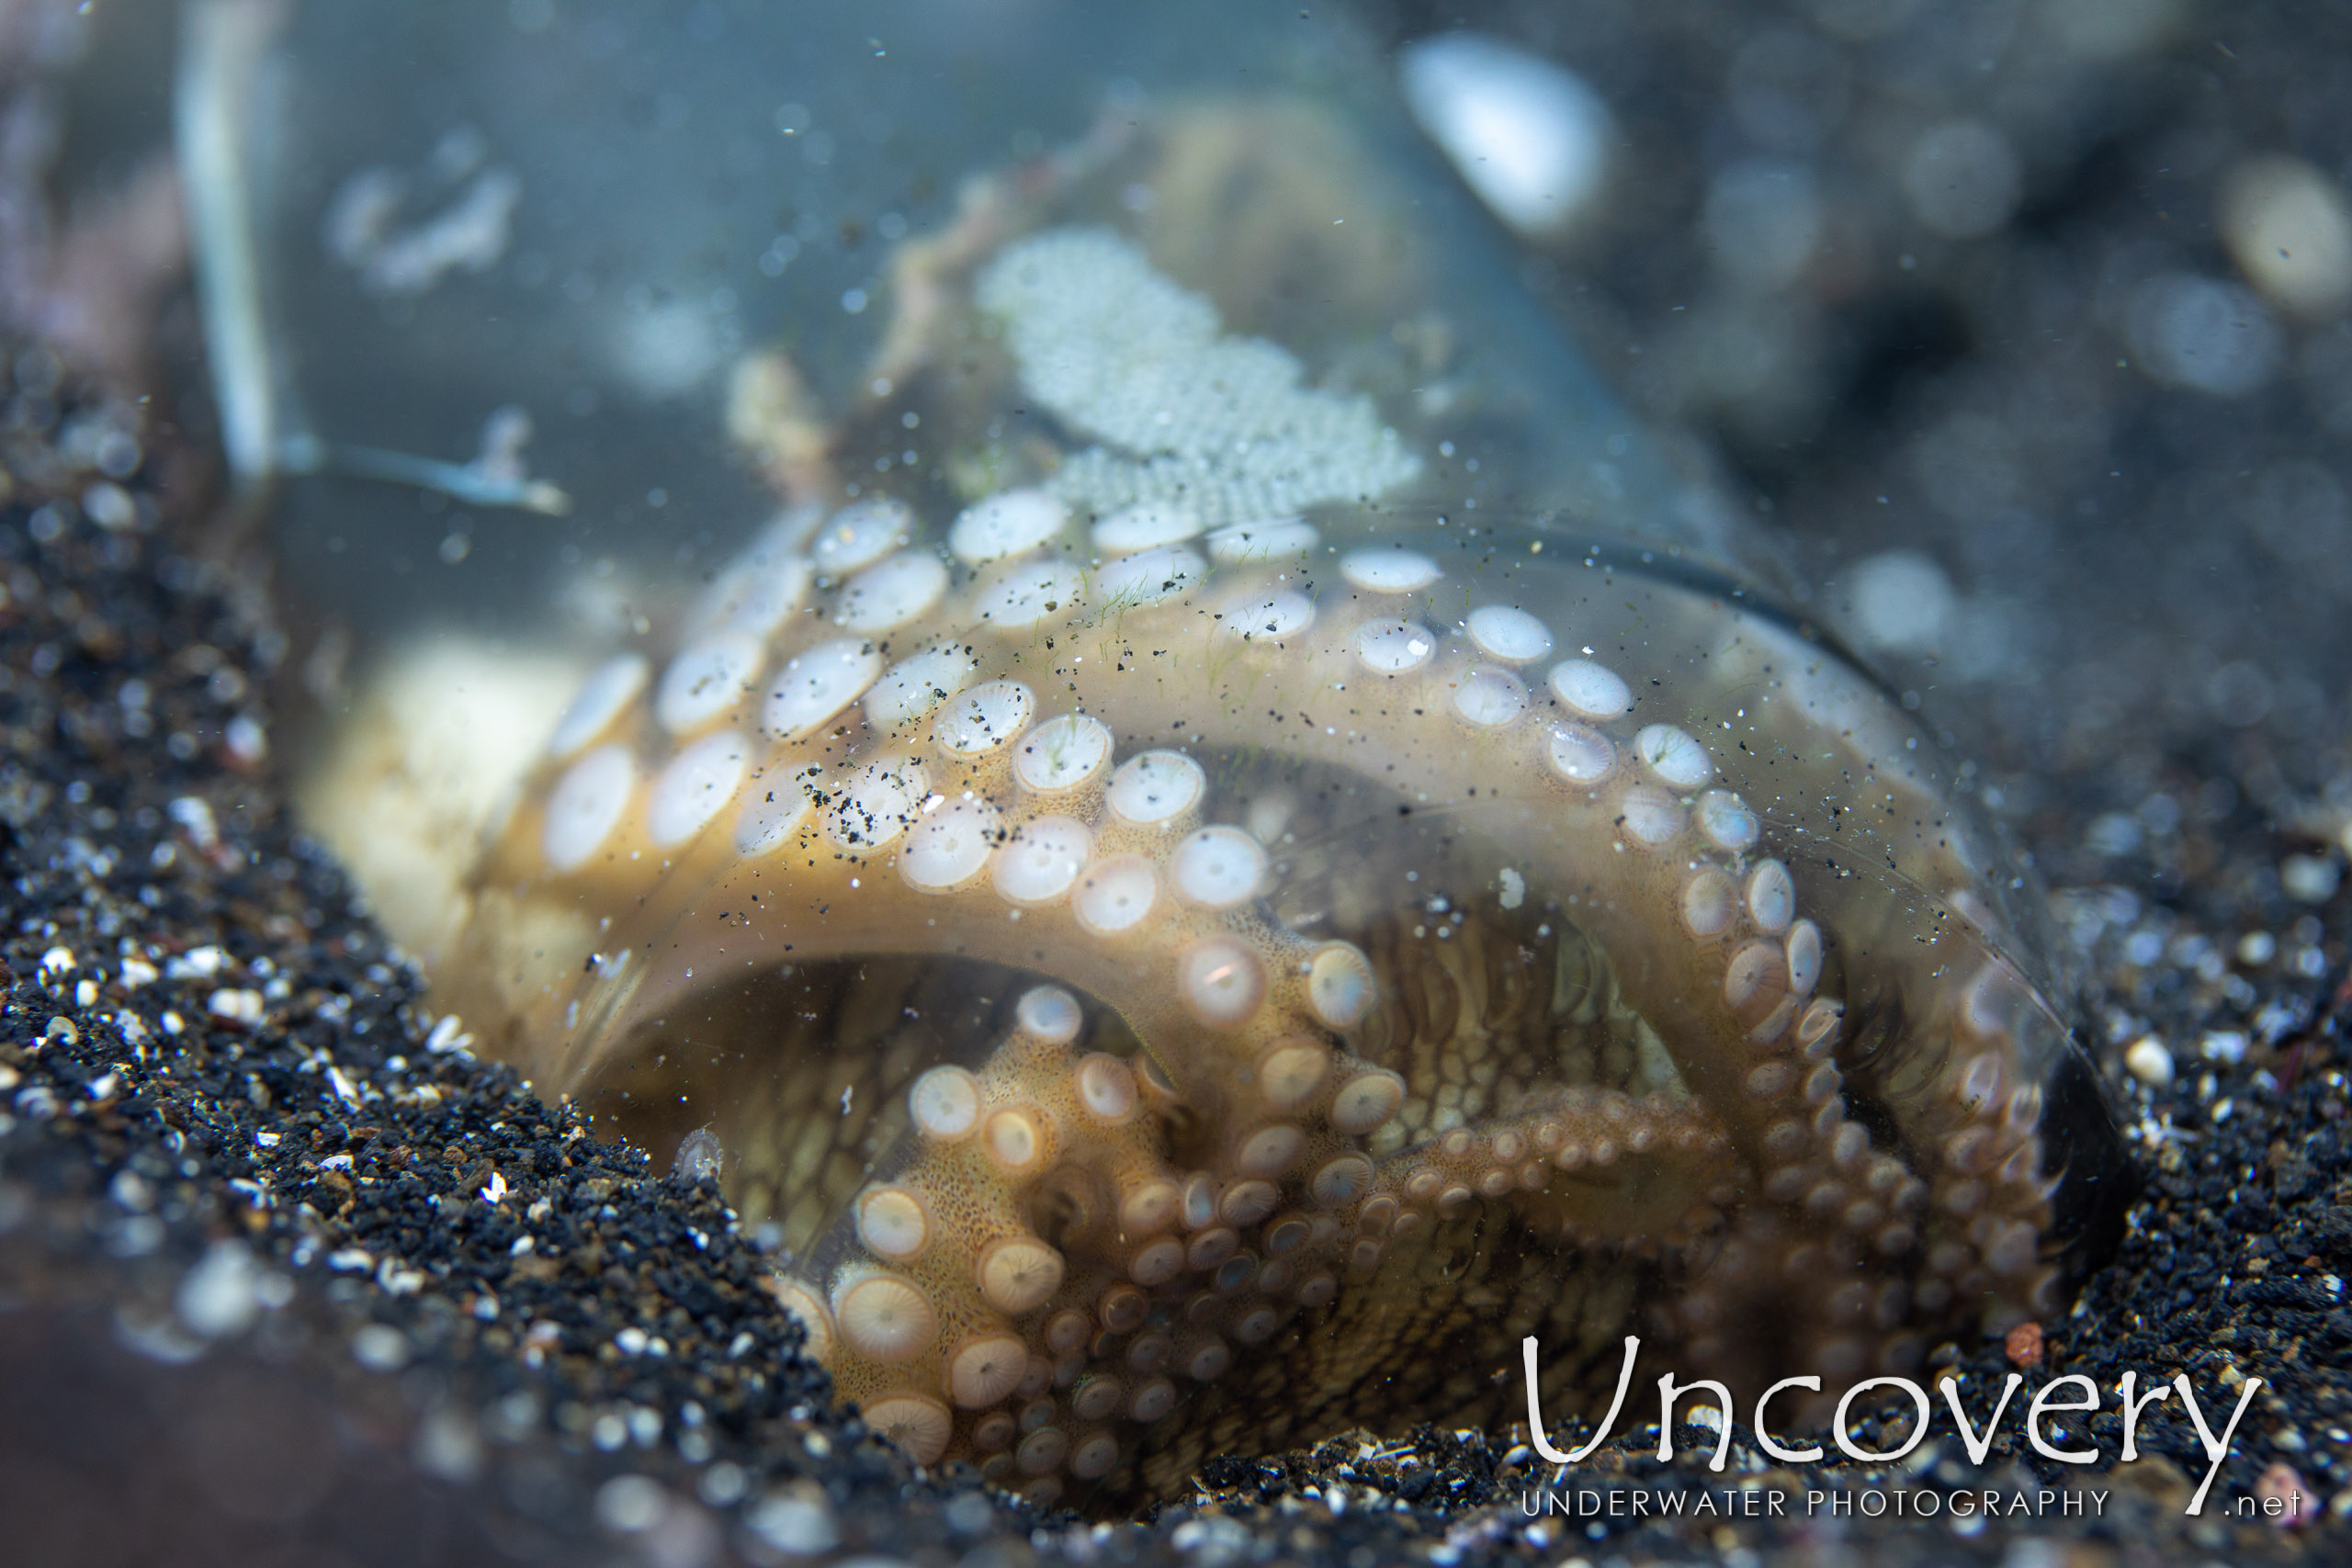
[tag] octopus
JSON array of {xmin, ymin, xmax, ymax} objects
[{"xmin": 329, "ymin": 100, "xmax": 2130, "ymax": 1514}]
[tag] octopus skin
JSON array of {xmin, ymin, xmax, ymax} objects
[
  {"xmin": 437, "ymin": 491, "xmax": 2126, "ymax": 1508},
  {"xmin": 348, "ymin": 106, "xmax": 2141, "ymax": 1510}
]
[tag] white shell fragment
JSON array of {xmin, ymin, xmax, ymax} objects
[
  {"xmin": 1400, "ymin": 32, "xmax": 1614, "ymax": 239},
  {"xmin": 2219, "ymin": 155, "xmax": 2352, "ymax": 321}
]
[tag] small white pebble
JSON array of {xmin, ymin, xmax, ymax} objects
[
  {"xmin": 746, "ymin": 1486, "xmax": 840, "ymax": 1555},
  {"xmin": 2219, "ymin": 154, "xmax": 2352, "ymax": 320},
  {"xmin": 1399, "ymin": 32, "xmax": 1613, "ymax": 239},
  {"xmin": 176, "ymin": 1241, "xmax": 263, "ymax": 1338},
  {"xmin": 2282, "ymin": 852, "xmax": 2341, "ymax": 904},
  {"xmin": 208, "ymin": 988, "xmax": 265, "ymax": 1026},
  {"xmin": 2201, "ymin": 1031, "xmax": 2249, "ymax": 1066},
  {"xmin": 2124, "ymin": 1036, "xmax": 2174, "ymax": 1089},
  {"xmin": 167, "ymin": 945, "xmax": 228, "ymax": 980},
  {"xmin": 351, "ymin": 1323, "xmax": 411, "ymax": 1371},
  {"xmin": 595, "ymin": 1475, "xmax": 668, "ymax": 1534}
]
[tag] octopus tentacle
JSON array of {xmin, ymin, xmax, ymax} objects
[
  {"xmin": 1369, "ymin": 1089, "xmax": 1738, "ymax": 1250},
  {"xmin": 400, "ymin": 207, "xmax": 2123, "ymax": 1512},
  {"xmin": 447, "ymin": 526, "xmax": 2052, "ymax": 1503}
]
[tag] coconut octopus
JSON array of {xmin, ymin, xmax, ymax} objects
[{"xmin": 344, "ymin": 106, "xmax": 2132, "ymax": 1514}]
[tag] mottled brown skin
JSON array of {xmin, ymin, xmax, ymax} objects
[
  {"xmin": 439, "ymin": 513, "xmax": 2085, "ymax": 1510},
  {"xmin": 412, "ymin": 113, "xmax": 2114, "ymax": 1510}
]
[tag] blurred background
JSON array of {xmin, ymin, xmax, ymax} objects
[
  {"xmin": 6, "ymin": 0, "xmax": 2349, "ymax": 802},
  {"xmin": 1366, "ymin": 0, "xmax": 2352, "ymax": 847}
]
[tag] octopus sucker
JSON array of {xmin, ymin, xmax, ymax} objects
[{"xmin": 303, "ymin": 107, "xmax": 2131, "ymax": 1514}]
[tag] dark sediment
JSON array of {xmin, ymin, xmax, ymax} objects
[{"xmin": 3, "ymin": 358, "xmax": 2349, "ymax": 1568}]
